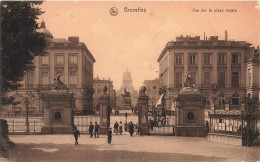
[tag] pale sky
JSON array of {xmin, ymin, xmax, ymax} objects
[{"xmin": 41, "ymin": 1, "xmax": 260, "ymax": 90}]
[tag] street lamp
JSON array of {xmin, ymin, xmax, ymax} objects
[{"xmin": 18, "ymin": 91, "xmax": 36, "ymax": 133}]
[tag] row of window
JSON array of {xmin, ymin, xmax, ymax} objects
[
  {"xmin": 41, "ymin": 70, "xmax": 77, "ymax": 85},
  {"xmin": 41, "ymin": 54, "xmax": 78, "ymax": 66},
  {"xmin": 174, "ymin": 53, "xmax": 240, "ymax": 65},
  {"xmin": 218, "ymin": 94, "xmax": 239, "ymax": 106},
  {"xmin": 175, "ymin": 72, "xmax": 239, "ymax": 88}
]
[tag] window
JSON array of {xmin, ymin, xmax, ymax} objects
[
  {"xmin": 153, "ymin": 86, "xmax": 156, "ymax": 89},
  {"xmin": 204, "ymin": 72, "xmax": 210, "ymax": 85},
  {"xmin": 175, "ymin": 53, "xmax": 183, "ymax": 64},
  {"xmin": 55, "ymin": 54, "xmax": 64, "ymax": 65},
  {"xmin": 231, "ymin": 72, "xmax": 239, "ymax": 88},
  {"xmin": 218, "ymin": 94, "xmax": 225, "ymax": 106},
  {"xmin": 248, "ymin": 69, "xmax": 252, "ymax": 86},
  {"xmin": 218, "ymin": 72, "xmax": 225, "ymax": 88},
  {"xmin": 42, "ymin": 72, "xmax": 49, "ymax": 84},
  {"xmin": 41, "ymin": 55, "xmax": 49, "ymax": 65},
  {"xmin": 232, "ymin": 94, "xmax": 239, "ymax": 105},
  {"xmin": 218, "ymin": 53, "xmax": 226, "ymax": 64},
  {"xmin": 69, "ymin": 70, "xmax": 77, "ymax": 84},
  {"xmin": 69, "ymin": 54, "xmax": 78, "ymax": 65},
  {"xmin": 189, "ymin": 54, "xmax": 196, "ymax": 64},
  {"xmin": 203, "ymin": 54, "xmax": 211, "ymax": 64},
  {"xmin": 175, "ymin": 72, "xmax": 182, "ymax": 87},
  {"xmin": 232, "ymin": 53, "xmax": 240, "ymax": 64},
  {"xmin": 26, "ymin": 70, "xmax": 34, "ymax": 85}
]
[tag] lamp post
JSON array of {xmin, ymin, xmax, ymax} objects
[{"xmin": 18, "ymin": 91, "xmax": 36, "ymax": 133}]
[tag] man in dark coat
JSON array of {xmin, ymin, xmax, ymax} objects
[
  {"xmin": 89, "ymin": 122, "xmax": 94, "ymax": 137},
  {"xmin": 107, "ymin": 127, "xmax": 112, "ymax": 144},
  {"xmin": 94, "ymin": 122, "xmax": 99, "ymax": 138},
  {"xmin": 129, "ymin": 121, "xmax": 134, "ymax": 137},
  {"xmin": 114, "ymin": 121, "xmax": 119, "ymax": 134},
  {"xmin": 73, "ymin": 128, "xmax": 80, "ymax": 145}
]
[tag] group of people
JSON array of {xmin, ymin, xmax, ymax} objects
[
  {"xmin": 114, "ymin": 121, "xmax": 138, "ymax": 137},
  {"xmin": 88, "ymin": 122, "xmax": 100, "ymax": 138},
  {"xmin": 73, "ymin": 119, "xmax": 140, "ymax": 145}
]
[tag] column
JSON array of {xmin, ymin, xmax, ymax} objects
[
  {"xmin": 99, "ymin": 91, "xmax": 110, "ymax": 134},
  {"xmin": 212, "ymin": 51, "xmax": 217, "ymax": 85},
  {"xmin": 197, "ymin": 52, "xmax": 202, "ymax": 85},
  {"xmin": 138, "ymin": 88, "xmax": 149, "ymax": 135},
  {"xmin": 184, "ymin": 52, "xmax": 188, "ymax": 75},
  {"xmin": 226, "ymin": 52, "xmax": 231, "ymax": 88}
]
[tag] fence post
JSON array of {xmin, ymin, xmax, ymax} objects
[
  {"xmin": 13, "ymin": 119, "xmax": 14, "ymax": 133},
  {"xmin": 34, "ymin": 120, "xmax": 36, "ymax": 133}
]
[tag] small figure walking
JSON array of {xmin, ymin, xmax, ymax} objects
[
  {"xmin": 125, "ymin": 112, "xmax": 128, "ymax": 119},
  {"xmin": 114, "ymin": 121, "xmax": 119, "ymax": 134},
  {"xmin": 73, "ymin": 128, "xmax": 80, "ymax": 145},
  {"xmin": 124, "ymin": 121, "xmax": 128, "ymax": 132},
  {"xmin": 94, "ymin": 122, "xmax": 100, "ymax": 138},
  {"xmin": 129, "ymin": 121, "xmax": 134, "ymax": 137},
  {"xmin": 89, "ymin": 122, "xmax": 94, "ymax": 138},
  {"xmin": 107, "ymin": 127, "xmax": 112, "ymax": 144},
  {"xmin": 119, "ymin": 121, "xmax": 123, "ymax": 135}
]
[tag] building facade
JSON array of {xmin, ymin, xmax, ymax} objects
[
  {"xmin": 93, "ymin": 77, "xmax": 116, "ymax": 113},
  {"xmin": 143, "ymin": 78, "xmax": 160, "ymax": 108},
  {"xmin": 157, "ymin": 34, "xmax": 254, "ymax": 112},
  {"xmin": 2, "ymin": 21, "xmax": 95, "ymax": 116}
]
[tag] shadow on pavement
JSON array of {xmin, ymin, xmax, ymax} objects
[{"xmin": 2, "ymin": 143, "xmax": 227, "ymax": 162}]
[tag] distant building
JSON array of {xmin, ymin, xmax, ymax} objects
[
  {"xmin": 93, "ymin": 77, "xmax": 116, "ymax": 113},
  {"xmin": 2, "ymin": 21, "xmax": 95, "ymax": 116},
  {"xmin": 117, "ymin": 69, "xmax": 138, "ymax": 109},
  {"xmin": 157, "ymin": 33, "xmax": 254, "ymax": 111},
  {"xmin": 143, "ymin": 78, "xmax": 159, "ymax": 108}
]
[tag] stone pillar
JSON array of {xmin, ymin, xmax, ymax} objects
[
  {"xmin": 99, "ymin": 93, "xmax": 110, "ymax": 134},
  {"xmin": 138, "ymin": 87, "xmax": 149, "ymax": 135}
]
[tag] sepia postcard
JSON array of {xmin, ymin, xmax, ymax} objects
[{"xmin": 0, "ymin": 0, "xmax": 260, "ymax": 162}]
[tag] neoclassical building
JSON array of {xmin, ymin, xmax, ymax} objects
[
  {"xmin": 143, "ymin": 78, "xmax": 160, "ymax": 108},
  {"xmin": 157, "ymin": 33, "xmax": 255, "ymax": 111},
  {"xmin": 93, "ymin": 77, "xmax": 116, "ymax": 113},
  {"xmin": 2, "ymin": 21, "xmax": 95, "ymax": 116}
]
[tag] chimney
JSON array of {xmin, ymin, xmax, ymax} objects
[
  {"xmin": 225, "ymin": 30, "xmax": 228, "ymax": 41},
  {"xmin": 68, "ymin": 36, "xmax": 79, "ymax": 43}
]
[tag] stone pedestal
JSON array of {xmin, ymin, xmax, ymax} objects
[
  {"xmin": 138, "ymin": 92, "xmax": 149, "ymax": 135},
  {"xmin": 99, "ymin": 94, "xmax": 110, "ymax": 134},
  {"xmin": 174, "ymin": 89, "xmax": 207, "ymax": 137},
  {"xmin": 41, "ymin": 91, "xmax": 75, "ymax": 134}
]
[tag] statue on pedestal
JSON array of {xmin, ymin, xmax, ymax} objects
[
  {"xmin": 182, "ymin": 74, "xmax": 197, "ymax": 91},
  {"xmin": 51, "ymin": 75, "xmax": 67, "ymax": 91}
]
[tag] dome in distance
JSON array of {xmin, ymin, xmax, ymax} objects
[{"xmin": 39, "ymin": 20, "xmax": 53, "ymax": 39}]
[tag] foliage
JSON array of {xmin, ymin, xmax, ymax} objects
[
  {"xmin": 0, "ymin": 119, "xmax": 15, "ymax": 153},
  {"xmin": 1, "ymin": 1, "xmax": 46, "ymax": 105},
  {"xmin": 241, "ymin": 96, "xmax": 260, "ymax": 120}
]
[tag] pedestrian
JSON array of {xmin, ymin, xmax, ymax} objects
[
  {"xmin": 119, "ymin": 121, "xmax": 123, "ymax": 135},
  {"xmin": 94, "ymin": 122, "xmax": 99, "ymax": 138},
  {"xmin": 124, "ymin": 121, "xmax": 128, "ymax": 132},
  {"xmin": 89, "ymin": 122, "xmax": 94, "ymax": 137},
  {"xmin": 131, "ymin": 108, "xmax": 134, "ymax": 113},
  {"xmin": 107, "ymin": 127, "xmax": 112, "ymax": 144},
  {"xmin": 129, "ymin": 121, "xmax": 134, "ymax": 137},
  {"xmin": 150, "ymin": 120, "xmax": 154, "ymax": 131},
  {"xmin": 73, "ymin": 128, "xmax": 80, "ymax": 145},
  {"xmin": 125, "ymin": 112, "xmax": 128, "ymax": 119},
  {"xmin": 114, "ymin": 121, "xmax": 119, "ymax": 134}
]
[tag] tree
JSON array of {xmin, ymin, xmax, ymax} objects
[
  {"xmin": 1, "ymin": 2, "xmax": 46, "ymax": 105},
  {"xmin": 241, "ymin": 95, "xmax": 260, "ymax": 146}
]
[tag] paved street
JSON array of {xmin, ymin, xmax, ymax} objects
[{"xmin": 1, "ymin": 134, "xmax": 259, "ymax": 162}]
